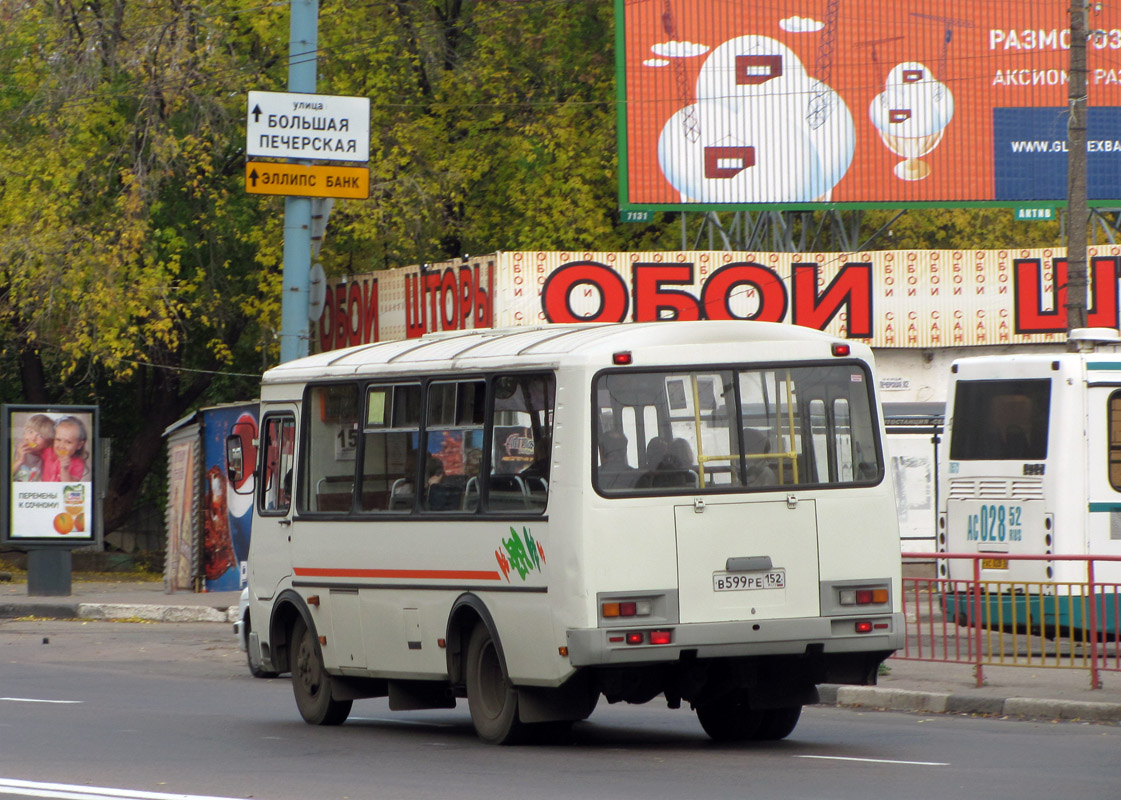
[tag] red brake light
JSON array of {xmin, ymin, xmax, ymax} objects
[
  {"xmin": 613, "ymin": 351, "xmax": 633, "ymax": 365},
  {"xmin": 625, "ymin": 632, "xmax": 645, "ymax": 645},
  {"xmin": 854, "ymin": 620, "xmax": 874, "ymax": 634},
  {"xmin": 649, "ymin": 630, "xmax": 672, "ymax": 645},
  {"xmin": 831, "ymin": 343, "xmax": 851, "ymax": 357}
]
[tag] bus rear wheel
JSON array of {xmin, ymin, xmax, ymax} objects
[
  {"xmin": 754, "ymin": 705, "xmax": 802, "ymax": 740},
  {"xmin": 465, "ymin": 623, "xmax": 524, "ymax": 744},
  {"xmin": 695, "ymin": 690, "xmax": 764, "ymax": 741},
  {"xmin": 292, "ymin": 616, "xmax": 352, "ymax": 726}
]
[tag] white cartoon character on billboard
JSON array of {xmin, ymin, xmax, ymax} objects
[
  {"xmin": 656, "ymin": 33, "xmax": 855, "ymax": 203},
  {"xmin": 870, "ymin": 61, "xmax": 954, "ymax": 181}
]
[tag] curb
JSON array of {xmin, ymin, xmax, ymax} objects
[
  {"xmin": 819, "ymin": 684, "xmax": 1121, "ymax": 723},
  {"xmin": 0, "ymin": 602, "xmax": 236, "ymax": 624},
  {"xmin": 77, "ymin": 603, "xmax": 236, "ymax": 624}
]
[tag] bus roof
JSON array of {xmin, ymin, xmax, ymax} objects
[{"xmin": 261, "ymin": 320, "xmax": 867, "ymax": 386}]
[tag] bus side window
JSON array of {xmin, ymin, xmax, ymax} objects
[
  {"xmin": 1109, "ymin": 392, "xmax": 1121, "ymax": 490},
  {"xmin": 302, "ymin": 384, "xmax": 361, "ymax": 513},
  {"xmin": 488, "ymin": 373, "xmax": 554, "ymax": 513},
  {"xmin": 360, "ymin": 384, "xmax": 421, "ymax": 512},
  {"xmin": 259, "ymin": 414, "xmax": 295, "ymax": 514},
  {"xmin": 424, "ymin": 381, "xmax": 486, "ymax": 513}
]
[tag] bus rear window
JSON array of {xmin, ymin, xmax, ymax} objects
[
  {"xmin": 594, "ymin": 364, "xmax": 881, "ymax": 494},
  {"xmin": 949, "ymin": 379, "xmax": 1050, "ymax": 461}
]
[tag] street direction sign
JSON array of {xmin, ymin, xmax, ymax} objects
[
  {"xmin": 245, "ymin": 162, "xmax": 370, "ymax": 199},
  {"xmin": 246, "ymin": 91, "xmax": 370, "ymax": 162}
]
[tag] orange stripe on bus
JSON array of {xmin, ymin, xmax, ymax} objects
[{"xmin": 294, "ymin": 567, "xmax": 502, "ymax": 581}]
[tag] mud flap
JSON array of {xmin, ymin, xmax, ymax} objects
[{"xmin": 517, "ymin": 672, "xmax": 598, "ymax": 723}]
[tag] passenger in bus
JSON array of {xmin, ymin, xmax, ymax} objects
[
  {"xmin": 465, "ymin": 448, "xmax": 483, "ymax": 477},
  {"xmin": 670, "ymin": 438, "xmax": 695, "ymax": 471},
  {"xmin": 388, "ymin": 452, "xmax": 420, "ymax": 510},
  {"xmin": 743, "ymin": 428, "xmax": 777, "ymax": 487},
  {"xmin": 636, "ymin": 436, "xmax": 696, "ymax": 488},
  {"xmin": 519, "ymin": 434, "xmax": 552, "ymax": 487},
  {"xmin": 598, "ymin": 429, "xmax": 638, "ymax": 490},
  {"xmin": 642, "ymin": 436, "xmax": 669, "ymax": 471},
  {"xmin": 426, "ymin": 455, "xmax": 465, "ymax": 511},
  {"xmin": 426, "ymin": 455, "xmax": 445, "ymax": 487}
]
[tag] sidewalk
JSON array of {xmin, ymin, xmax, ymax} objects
[
  {"xmin": 0, "ymin": 578, "xmax": 240, "ymax": 623},
  {"xmin": 1, "ymin": 577, "xmax": 1118, "ymax": 724}
]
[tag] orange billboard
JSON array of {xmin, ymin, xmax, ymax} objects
[{"xmin": 618, "ymin": 0, "xmax": 1121, "ymax": 209}]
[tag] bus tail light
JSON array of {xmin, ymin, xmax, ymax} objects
[
  {"xmin": 831, "ymin": 343, "xmax": 851, "ymax": 357},
  {"xmin": 838, "ymin": 586, "xmax": 889, "ymax": 606},
  {"xmin": 622, "ymin": 630, "xmax": 672, "ymax": 645},
  {"xmin": 602, "ymin": 600, "xmax": 653, "ymax": 618},
  {"xmin": 854, "ymin": 620, "xmax": 873, "ymax": 634}
]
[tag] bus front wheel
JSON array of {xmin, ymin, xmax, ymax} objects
[
  {"xmin": 465, "ymin": 623, "xmax": 524, "ymax": 744},
  {"xmin": 292, "ymin": 616, "xmax": 352, "ymax": 726}
]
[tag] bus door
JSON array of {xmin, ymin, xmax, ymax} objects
[
  {"xmin": 250, "ymin": 404, "xmax": 298, "ymax": 600},
  {"xmin": 675, "ymin": 499, "xmax": 820, "ymax": 624}
]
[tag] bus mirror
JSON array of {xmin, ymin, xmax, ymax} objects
[{"xmin": 226, "ymin": 434, "xmax": 245, "ymax": 485}]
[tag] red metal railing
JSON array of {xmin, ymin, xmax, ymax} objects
[{"xmin": 898, "ymin": 552, "xmax": 1121, "ymax": 689}]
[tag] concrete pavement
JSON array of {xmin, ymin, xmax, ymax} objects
[
  {"xmin": 0, "ymin": 578, "xmax": 240, "ymax": 623},
  {"xmin": 1, "ymin": 577, "xmax": 1118, "ymax": 724}
]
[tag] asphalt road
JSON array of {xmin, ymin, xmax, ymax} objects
[{"xmin": 0, "ymin": 619, "xmax": 1116, "ymax": 800}]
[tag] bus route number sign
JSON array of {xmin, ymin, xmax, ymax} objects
[{"xmin": 713, "ymin": 570, "xmax": 786, "ymax": 592}]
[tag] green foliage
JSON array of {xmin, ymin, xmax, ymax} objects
[{"xmin": 866, "ymin": 209, "xmax": 1062, "ymax": 251}]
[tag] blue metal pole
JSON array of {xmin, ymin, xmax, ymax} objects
[{"xmin": 279, "ymin": 0, "xmax": 319, "ymax": 363}]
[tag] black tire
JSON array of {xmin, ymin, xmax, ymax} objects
[
  {"xmin": 752, "ymin": 705, "xmax": 802, "ymax": 741},
  {"xmin": 465, "ymin": 623, "xmax": 524, "ymax": 744},
  {"xmin": 291, "ymin": 616, "xmax": 352, "ymax": 725},
  {"xmin": 695, "ymin": 690, "xmax": 764, "ymax": 742},
  {"xmin": 244, "ymin": 612, "xmax": 279, "ymax": 679}
]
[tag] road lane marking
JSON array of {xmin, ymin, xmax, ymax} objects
[
  {"xmin": 0, "ymin": 697, "xmax": 82, "ymax": 704},
  {"xmin": 797, "ymin": 755, "xmax": 949, "ymax": 766},
  {"xmin": 0, "ymin": 778, "xmax": 244, "ymax": 800}
]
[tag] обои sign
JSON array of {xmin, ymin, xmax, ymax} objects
[{"xmin": 313, "ymin": 249, "xmax": 1121, "ymax": 352}]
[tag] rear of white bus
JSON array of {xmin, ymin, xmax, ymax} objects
[
  {"xmin": 560, "ymin": 339, "xmax": 903, "ymax": 740},
  {"xmin": 939, "ymin": 354, "xmax": 1083, "ymax": 586}
]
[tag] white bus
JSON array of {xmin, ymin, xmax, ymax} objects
[
  {"xmin": 939, "ymin": 328, "xmax": 1121, "ymax": 632},
  {"xmin": 235, "ymin": 320, "xmax": 903, "ymax": 744}
]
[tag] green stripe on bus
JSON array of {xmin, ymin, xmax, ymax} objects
[{"xmin": 1088, "ymin": 502, "xmax": 1121, "ymax": 512}]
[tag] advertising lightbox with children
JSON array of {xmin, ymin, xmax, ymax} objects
[{"xmin": 2, "ymin": 405, "xmax": 98, "ymax": 545}]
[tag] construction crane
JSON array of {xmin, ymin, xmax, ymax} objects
[
  {"xmin": 909, "ymin": 11, "xmax": 975, "ymax": 100},
  {"xmin": 853, "ymin": 34, "xmax": 905, "ymax": 65},
  {"xmin": 807, "ymin": 0, "xmax": 840, "ymax": 130},
  {"xmin": 661, "ymin": 0, "xmax": 700, "ymax": 142}
]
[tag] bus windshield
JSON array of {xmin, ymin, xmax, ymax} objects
[
  {"xmin": 949, "ymin": 379, "xmax": 1050, "ymax": 461},
  {"xmin": 593, "ymin": 363, "xmax": 881, "ymax": 494}
]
